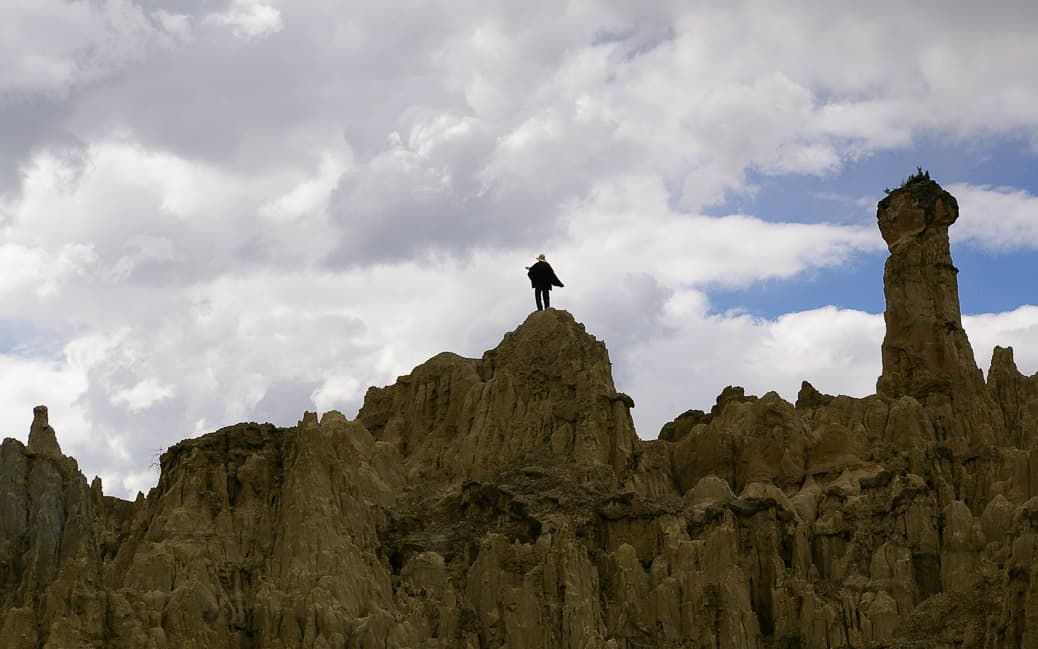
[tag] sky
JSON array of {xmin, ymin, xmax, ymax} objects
[{"xmin": 2, "ymin": 0, "xmax": 1037, "ymax": 498}]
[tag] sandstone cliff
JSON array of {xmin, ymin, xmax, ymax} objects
[{"xmin": 1, "ymin": 178, "xmax": 1036, "ymax": 649}]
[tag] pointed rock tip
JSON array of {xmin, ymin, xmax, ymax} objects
[
  {"xmin": 796, "ymin": 381, "xmax": 834, "ymax": 410},
  {"xmin": 507, "ymin": 309, "xmax": 603, "ymax": 351},
  {"xmin": 991, "ymin": 345, "xmax": 1016, "ymax": 365},
  {"xmin": 712, "ymin": 385, "xmax": 755, "ymax": 416},
  {"xmin": 493, "ymin": 309, "xmax": 608, "ymax": 366},
  {"xmin": 518, "ymin": 308, "xmax": 587, "ymax": 333},
  {"xmin": 988, "ymin": 345, "xmax": 1021, "ymax": 378}
]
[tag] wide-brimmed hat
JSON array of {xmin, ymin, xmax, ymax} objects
[{"xmin": 536, "ymin": 254, "xmax": 546, "ymax": 261}]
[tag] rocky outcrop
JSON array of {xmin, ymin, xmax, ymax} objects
[
  {"xmin": 1, "ymin": 177, "xmax": 1037, "ymax": 648},
  {"xmin": 100, "ymin": 414, "xmax": 405, "ymax": 649},
  {"xmin": 358, "ymin": 309, "xmax": 638, "ymax": 482}
]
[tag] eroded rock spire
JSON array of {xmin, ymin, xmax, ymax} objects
[
  {"xmin": 27, "ymin": 404, "xmax": 63, "ymax": 458},
  {"xmin": 875, "ymin": 174, "xmax": 985, "ymax": 403}
]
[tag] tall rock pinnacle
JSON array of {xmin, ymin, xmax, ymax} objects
[
  {"xmin": 27, "ymin": 404, "xmax": 63, "ymax": 457},
  {"xmin": 875, "ymin": 175, "xmax": 986, "ymax": 404}
]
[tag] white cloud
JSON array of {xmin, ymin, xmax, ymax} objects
[
  {"xmin": 110, "ymin": 377, "xmax": 175, "ymax": 412},
  {"xmin": 0, "ymin": 353, "xmax": 88, "ymax": 448},
  {"xmin": 152, "ymin": 10, "xmax": 193, "ymax": 44},
  {"xmin": 0, "ymin": 0, "xmax": 160, "ymax": 98},
  {"xmin": 108, "ymin": 235, "xmax": 182, "ymax": 282},
  {"xmin": 120, "ymin": 469, "xmax": 161, "ymax": 497},
  {"xmin": 950, "ymin": 184, "xmax": 1038, "ymax": 251},
  {"xmin": 965, "ymin": 306, "xmax": 1038, "ymax": 376},
  {"xmin": 259, "ymin": 150, "xmax": 351, "ymax": 224},
  {"xmin": 312, "ymin": 374, "xmax": 362, "ymax": 413},
  {"xmin": 1, "ymin": 140, "xmax": 347, "ymax": 295},
  {"xmin": 0, "ymin": 242, "xmax": 97, "ymax": 297},
  {"xmin": 554, "ymin": 176, "xmax": 884, "ymax": 291},
  {"xmin": 207, "ymin": 0, "xmax": 284, "ymax": 41},
  {"xmin": 619, "ymin": 306, "xmax": 886, "ymax": 437}
]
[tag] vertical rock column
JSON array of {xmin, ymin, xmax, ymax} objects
[
  {"xmin": 27, "ymin": 405, "xmax": 63, "ymax": 458},
  {"xmin": 875, "ymin": 177, "xmax": 983, "ymax": 402},
  {"xmin": 875, "ymin": 176, "xmax": 1003, "ymax": 444}
]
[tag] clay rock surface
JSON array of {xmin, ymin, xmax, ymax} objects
[
  {"xmin": 2, "ymin": 180, "xmax": 1037, "ymax": 648},
  {"xmin": 358, "ymin": 309, "xmax": 639, "ymax": 482}
]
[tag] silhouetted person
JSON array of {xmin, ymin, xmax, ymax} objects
[{"xmin": 526, "ymin": 254, "xmax": 563, "ymax": 310}]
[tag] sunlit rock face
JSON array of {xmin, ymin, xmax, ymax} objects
[{"xmin": 2, "ymin": 178, "xmax": 1037, "ymax": 649}]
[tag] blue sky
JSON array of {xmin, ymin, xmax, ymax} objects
[
  {"xmin": 710, "ymin": 137, "xmax": 1038, "ymax": 317},
  {"xmin": 2, "ymin": 0, "xmax": 1037, "ymax": 497}
]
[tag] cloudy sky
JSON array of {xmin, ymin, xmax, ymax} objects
[{"xmin": 3, "ymin": 0, "xmax": 1038, "ymax": 498}]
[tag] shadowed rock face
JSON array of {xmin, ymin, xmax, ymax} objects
[{"xmin": 2, "ymin": 180, "xmax": 1038, "ymax": 649}]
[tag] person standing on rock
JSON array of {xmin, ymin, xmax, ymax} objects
[{"xmin": 526, "ymin": 254, "xmax": 564, "ymax": 311}]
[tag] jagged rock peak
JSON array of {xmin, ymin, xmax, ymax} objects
[
  {"xmin": 988, "ymin": 345, "xmax": 1038, "ymax": 449},
  {"xmin": 657, "ymin": 385, "xmax": 757, "ymax": 442},
  {"xmin": 358, "ymin": 308, "xmax": 637, "ymax": 482},
  {"xmin": 27, "ymin": 404, "xmax": 62, "ymax": 458}
]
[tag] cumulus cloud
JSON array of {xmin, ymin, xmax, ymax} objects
[
  {"xmin": 0, "ymin": 242, "xmax": 97, "ymax": 297},
  {"xmin": 950, "ymin": 184, "xmax": 1038, "ymax": 251},
  {"xmin": 618, "ymin": 306, "xmax": 886, "ymax": 437},
  {"xmin": 206, "ymin": 0, "xmax": 284, "ymax": 41},
  {"xmin": 0, "ymin": 353, "xmax": 88, "ymax": 446},
  {"xmin": 151, "ymin": 10, "xmax": 192, "ymax": 44},
  {"xmin": 110, "ymin": 378, "xmax": 176, "ymax": 412},
  {"xmin": 0, "ymin": 0, "xmax": 161, "ymax": 99},
  {"xmin": 966, "ymin": 306, "xmax": 1038, "ymax": 375},
  {"xmin": 555, "ymin": 176, "xmax": 883, "ymax": 292}
]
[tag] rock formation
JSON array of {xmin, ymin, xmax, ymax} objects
[
  {"xmin": 875, "ymin": 174, "xmax": 1005, "ymax": 447},
  {"xmin": 876, "ymin": 174, "xmax": 975, "ymax": 403},
  {"xmin": 1, "ymin": 177, "xmax": 1037, "ymax": 648},
  {"xmin": 357, "ymin": 310, "xmax": 638, "ymax": 482}
]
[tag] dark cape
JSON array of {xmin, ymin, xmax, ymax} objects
[{"xmin": 527, "ymin": 261, "xmax": 563, "ymax": 290}]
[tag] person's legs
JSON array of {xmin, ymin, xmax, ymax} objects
[
  {"xmin": 543, "ymin": 288, "xmax": 550, "ymax": 309},
  {"xmin": 535, "ymin": 288, "xmax": 544, "ymax": 310}
]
